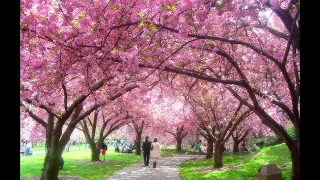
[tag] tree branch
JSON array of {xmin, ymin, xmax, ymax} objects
[
  {"xmin": 21, "ymin": 102, "xmax": 47, "ymax": 128},
  {"xmin": 62, "ymin": 82, "xmax": 68, "ymax": 112},
  {"xmin": 107, "ymin": 85, "xmax": 139, "ymax": 100}
]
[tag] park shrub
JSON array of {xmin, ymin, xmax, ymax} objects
[
  {"xmin": 255, "ymin": 136, "xmax": 283, "ymax": 148},
  {"xmin": 285, "ymin": 124, "xmax": 296, "ymax": 140}
]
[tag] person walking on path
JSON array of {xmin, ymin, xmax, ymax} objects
[
  {"xmin": 25, "ymin": 141, "xmax": 33, "ymax": 156},
  {"xmin": 101, "ymin": 142, "xmax": 108, "ymax": 161},
  {"xmin": 150, "ymin": 138, "xmax": 162, "ymax": 168},
  {"xmin": 197, "ymin": 140, "xmax": 202, "ymax": 155},
  {"xmin": 142, "ymin": 136, "xmax": 152, "ymax": 166}
]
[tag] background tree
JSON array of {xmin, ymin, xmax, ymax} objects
[
  {"xmin": 232, "ymin": 121, "xmax": 252, "ymax": 153},
  {"xmin": 185, "ymin": 86, "xmax": 253, "ymax": 167}
]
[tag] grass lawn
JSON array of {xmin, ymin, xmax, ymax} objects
[
  {"xmin": 180, "ymin": 143, "xmax": 292, "ymax": 180},
  {"xmin": 21, "ymin": 146, "xmax": 143, "ymax": 180},
  {"xmin": 26, "ymin": 144, "xmax": 87, "ymax": 153},
  {"xmin": 161, "ymin": 146, "xmax": 194, "ymax": 157}
]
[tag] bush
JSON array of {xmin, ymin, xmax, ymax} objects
[
  {"xmin": 255, "ymin": 136, "xmax": 283, "ymax": 148},
  {"xmin": 286, "ymin": 124, "xmax": 296, "ymax": 140}
]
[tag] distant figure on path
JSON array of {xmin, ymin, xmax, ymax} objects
[
  {"xmin": 65, "ymin": 141, "xmax": 71, "ymax": 152},
  {"xmin": 115, "ymin": 146, "xmax": 120, "ymax": 152},
  {"xmin": 251, "ymin": 144, "xmax": 257, "ymax": 152},
  {"xmin": 197, "ymin": 140, "xmax": 202, "ymax": 155},
  {"xmin": 142, "ymin": 136, "xmax": 152, "ymax": 166},
  {"xmin": 240, "ymin": 143, "xmax": 248, "ymax": 152},
  {"xmin": 25, "ymin": 141, "xmax": 33, "ymax": 156},
  {"xmin": 150, "ymin": 138, "xmax": 161, "ymax": 168},
  {"xmin": 101, "ymin": 142, "xmax": 108, "ymax": 161}
]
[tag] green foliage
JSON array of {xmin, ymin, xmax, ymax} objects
[
  {"xmin": 285, "ymin": 124, "xmax": 296, "ymax": 140},
  {"xmin": 180, "ymin": 143, "xmax": 292, "ymax": 180},
  {"xmin": 255, "ymin": 136, "xmax": 283, "ymax": 148},
  {"xmin": 161, "ymin": 146, "xmax": 194, "ymax": 157},
  {"xmin": 21, "ymin": 147, "xmax": 142, "ymax": 180}
]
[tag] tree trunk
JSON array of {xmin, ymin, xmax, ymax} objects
[
  {"xmin": 233, "ymin": 140, "xmax": 240, "ymax": 153},
  {"xmin": 41, "ymin": 105, "xmax": 83, "ymax": 180},
  {"xmin": 291, "ymin": 141, "xmax": 300, "ymax": 180},
  {"xmin": 135, "ymin": 133, "xmax": 141, "ymax": 155},
  {"xmin": 40, "ymin": 135, "xmax": 62, "ymax": 180},
  {"xmin": 176, "ymin": 138, "xmax": 182, "ymax": 152},
  {"xmin": 214, "ymin": 144, "xmax": 224, "ymax": 168},
  {"xmin": 45, "ymin": 114, "xmax": 54, "ymax": 152},
  {"xmin": 40, "ymin": 150, "xmax": 61, "ymax": 180},
  {"xmin": 90, "ymin": 143, "xmax": 100, "ymax": 161},
  {"xmin": 206, "ymin": 138, "xmax": 214, "ymax": 159}
]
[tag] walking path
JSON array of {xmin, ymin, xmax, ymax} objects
[{"xmin": 105, "ymin": 155, "xmax": 204, "ymax": 180}]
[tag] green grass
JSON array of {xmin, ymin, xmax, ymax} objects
[
  {"xmin": 21, "ymin": 147, "xmax": 143, "ymax": 180},
  {"xmin": 180, "ymin": 143, "xmax": 292, "ymax": 180},
  {"xmin": 25, "ymin": 144, "xmax": 87, "ymax": 153},
  {"xmin": 161, "ymin": 146, "xmax": 194, "ymax": 157}
]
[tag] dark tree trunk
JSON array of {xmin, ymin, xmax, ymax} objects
[
  {"xmin": 176, "ymin": 138, "xmax": 182, "ymax": 152},
  {"xmin": 40, "ymin": 128, "xmax": 64, "ymax": 180},
  {"xmin": 90, "ymin": 143, "xmax": 100, "ymax": 161},
  {"xmin": 214, "ymin": 144, "xmax": 224, "ymax": 168},
  {"xmin": 291, "ymin": 141, "xmax": 300, "ymax": 180},
  {"xmin": 257, "ymin": 110, "xmax": 300, "ymax": 180},
  {"xmin": 40, "ymin": 105, "xmax": 83, "ymax": 180},
  {"xmin": 45, "ymin": 114, "xmax": 54, "ymax": 152},
  {"xmin": 233, "ymin": 140, "xmax": 240, "ymax": 153},
  {"xmin": 40, "ymin": 149, "xmax": 61, "ymax": 180},
  {"xmin": 135, "ymin": 133, "xmax": 142, "ymax": 155},
  {"xmin": 206, "ymin": 138, "xmax": 214, "ymax": 159}
]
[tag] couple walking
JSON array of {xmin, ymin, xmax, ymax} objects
[{"xmin": 142, "ymin": 136, "xmax": 161, "ymax": 168}]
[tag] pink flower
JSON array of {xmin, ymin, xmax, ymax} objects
[
  {"xmin": 158, "ymin": 0, "xmax": 173, "ymax": 5},
  {"xmin": 139, "ymin": 85, "xmax": 149, "ymax": 94},
  {"xmin": 270, "ymin": 0, "xmax": 281, "ymax": 7},
  {"xmin": 168, "ymin": 16, "xmax": 179, "ymax": 28},
  {"xmin": 119, "ymin": 88, "xmax": 126, "ymax": 94},
  {"xmin": 178, "ymin": 0, "xmax": 193, "ymax": 10},
  {"xmin": 195, "ymin": 10, "xmax": 208, "ymax": 22},
  {"xmin": 80, "ymin": 18, "xmax": 91, "ymax": 27},
  {"xmin": 143, "ymin": 98, "xmax": 151, "ymax": 104},
  {"xmin": 204, "ymin": 23, "xmax": 212, "ymax": 31},
  {"xmin": 179, "ymin": 24, "xmax": 190, "ymax": 38}
]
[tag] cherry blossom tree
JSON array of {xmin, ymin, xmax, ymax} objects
[
  {"xmin": 20, "ymin": 0, "xmax": 150, "ymax": 178},
  {"xmin": 118, "ymin": 87, "xmax": 153, "ymax": 155},
  {"xmin": 129, "ymin": 1, "xmax": 299, "ymax": 178},
  {"xmin": 231, "ymin": 120, "xmax": 252, "ymax": 153},
  {"xmin": 184, "ymin": 84, "xmax": 253, "ymax": 167},
  {"xmin": 21, "ymin": 0, "xmax": 300, "ymax": 179},
  {"xmin": 80, "ymin": 108, "xmax": 130, "ymax": 161},
  {"xmin": 79, "ymin": 84, "xmax": 139, "ymax": 161},
  {"xmin": 20, "ymin": 79, "xmax": 105, "ymax": 180}
]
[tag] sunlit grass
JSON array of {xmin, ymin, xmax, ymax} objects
[
  {"xmin": 24, "ymin": 144, "xmax": 87, "ymax": 153},
  {"xmin": 180, "ymin": 143, "xmax": 292, "ymax": 180},
  {"xmin": 21, "ymin": 144, "xmax": 290, "ymax": 180},
  {"xmin": 21, "ymin": 146, "xmax": 143, "ymax": 180},
  {"xmin": 161, "ymin": 145, "xmax": 194, "ymax": 157}
]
